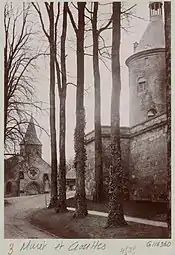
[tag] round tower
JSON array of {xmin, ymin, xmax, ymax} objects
[
  {"xmin": 126, "ymin": 2, "xmax": 166, "ymax": 127},
  {"xmin": 20, "ymin": 115, "xmax": 42, "ymax": 157}
]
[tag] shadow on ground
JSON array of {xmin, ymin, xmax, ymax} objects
[
  {"xmin": 30, "ymin": 208, "xmax": 169, "ymax": 239},
  {"xmin": 67, "ymin": 197, "xmax": 167, "ymax": 222}
]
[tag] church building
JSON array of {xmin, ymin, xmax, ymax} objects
[
  {"xmin": 4, "ymin": 116, "xmax": 51, "ymax": 197},
  {"xmin": 85, "ymin": 2, "xmax": 167, "ymax": 202},
  {"xmin": 4, "ymin": 115, "xmax": 76, "ymax": 197}
]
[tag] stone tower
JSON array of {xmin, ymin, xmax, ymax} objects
[
  {"xmin": 125, "ymin": 2, "xmax": 167, "ymax": 201},
  {"xmin": 126, "ymin": 1, "xmax": 166, "ymax": 127},
  {"xmin": 20, "ymin": 115, "xmax": 42, "ymax": 157}
]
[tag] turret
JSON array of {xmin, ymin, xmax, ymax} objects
[
  {"xmin": 126, "ymin": 2, "xmax": 166, "ymax": 127},
  {"xmin": 20, "ymin": 116, "xmax": 42, "ymax": 157}
]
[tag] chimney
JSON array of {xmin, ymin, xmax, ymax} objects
[{"xmin": 149, "ymin": 2, "xmax": 163, "ymax": 22}]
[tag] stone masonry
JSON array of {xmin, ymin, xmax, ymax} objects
[
  {"xmin": 85, "ymin": 2, "xmax": 168, "ymax": 202},
  {"xmin": 85, "ymin": 127, "xmax": 130, "ymax": 200}
]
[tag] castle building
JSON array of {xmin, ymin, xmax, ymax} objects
[
  {"xmin": 4, "ymin": 116, "xmax": 51, "ymax": 197},
  {"xmin": 85, "ymin": 2, "xmax": 167, "ymax": 202}
]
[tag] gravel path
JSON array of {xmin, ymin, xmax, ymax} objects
[{"xmin": 4, "ymin": 192, "xmax": 75, "ymax": 239}]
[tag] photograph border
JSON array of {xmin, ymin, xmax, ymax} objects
[{"xmin": 1, "ymin": 0, "xmax": 174, "ymax": 254}]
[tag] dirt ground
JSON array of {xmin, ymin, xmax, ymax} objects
[{"xmin": 30, "ymin": 208, "xmax": 169, "ymax": 239}]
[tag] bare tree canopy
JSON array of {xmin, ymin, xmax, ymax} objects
[{"xmin": 4, "ymin": 3, "xmax": 43, "ymax": 153}]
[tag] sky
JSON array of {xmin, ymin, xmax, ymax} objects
[{"xmin": 21, "ymin": 1, "xmax": 151, "ymax": 163}]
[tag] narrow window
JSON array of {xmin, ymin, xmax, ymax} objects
[
  {"xmin": 19, "ymin": 171, "xmax": 24, "ymax": 179},
  {"xmin": 145, "ymin": 57, "xmax": 149, "ymax": 66},
  {"xmin": 43, "ymin": 173, "xmax": 49, "ymax": 182},
  {"xmin": 137, "ymin": 77, "xmax": 146, "ymax": 94}
]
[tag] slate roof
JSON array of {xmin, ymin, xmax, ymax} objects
[
  {"xmin": 20, "ymin": 116, "xmax": 41, "ymax": 145},
  {"xmin": 135, "ymin": 3, "xmax": 165, "ymax": 53}
]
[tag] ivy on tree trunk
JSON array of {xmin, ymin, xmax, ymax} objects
[
  {"xmin": 73, "ymin": 2, "xmax": 88, "ymax": 218},
  {"xmin": 106, "ymin": 2, "xmax": 127, "ymax": 228}
]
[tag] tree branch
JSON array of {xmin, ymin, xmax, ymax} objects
[
  {"xmin": 32, "ymin": 2, "xmax": 50, "ymax": 41},
  {"xmin": 67, "ymin": 4, "xmax": 78, "ymax": 34},
  {"xmin": 98, "ymin": 14, "xmax": 113, "ymax": 34}
]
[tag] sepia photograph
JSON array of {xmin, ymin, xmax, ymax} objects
[{"xmin": 4, "ymin": 1, "xmax": 171, "ymax": 240}]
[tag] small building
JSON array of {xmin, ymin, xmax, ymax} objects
[{"xmin": 66, "ymin": 169, "xmax": 76, "ymax": 191}]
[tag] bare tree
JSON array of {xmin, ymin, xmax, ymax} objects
[
  {"xmin": 91, "ymin": 2, "xmax": 104, "ymax": 202},
  {"xmin": 68, "ymin": 2, "xmax": 88, "ymax": 217},
  {"xmin": 164, "ymin": 1, "xmax": 171, "ymax": 238},
  {"xmin": 4, "ymin": 3, "xmax": 42, "ymax": 153},
  {"xmin": 32, "ymin": 2, "xmax": 58, "ymax": 208},
  {"xmin": 83, "ymin": 2, "xmax": 136, "ymax": 202},
  {"xmin": 106, "ymin": 2, "xmax": 127, "ymax": 228},
  {"xmin": 55, "ymin": 2, "xmax": 68, "ymax": 213}
]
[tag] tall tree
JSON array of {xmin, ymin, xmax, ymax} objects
[
  {"xmin": 91, "ymin": 2, "xmax": 104, "ymax": 202},
  {"xmin": 68, "ymin": 2, "xmax": 88, "ymax": 217},
  {"xmin": 106, "ymin": 2, "xmax": 127, "ymax": 227},
  {"xmin": 85, "ymin": 2, "xmax": 136, "ymax": 202},
  {"xmin": 32, "ymin": 2, "xmax": 58, "ymax": 208},
  {"xmin": 55, "ymin": 2, "xmax": 68, "ymax": 213},
  {"xmin": 4, "ymin": 3, "xmax": 42, "ymax": 152},
  {"xmin": 164, "ymin": 1, "xmax": 171, "ymax": 238}
]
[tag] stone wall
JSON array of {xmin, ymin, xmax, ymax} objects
[
  {"xmin": 85, "ymin": 115, "xmax": 167, "ymax": 202},
  {"xmin": 126, "ymin": 49, "xmax": 166, "ymax": 127},
  {"xmin": 85, "ymin": 126, "xmax": 130, "ymax": 200},
  {"xmin": 129, "ymin": 113, "xmax": 167, "ymax": 201}
]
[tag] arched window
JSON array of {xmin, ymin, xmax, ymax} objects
[
  {"xmin": 6, "ymin": 182, "xmax": 12, "ymax": 194},
  {"xmin": 43, "ymin": 173, "xmax": 49, "ymax": 182},
  {"xmin": 19, "ymin": 171, "xmax": 24, "ymax": 179},
  {"xmin": 43, "ymin": 174, "xmax": 50, "ymax": 193},
  {"xmin": 137, "ymin": 77, "xmax": 146, "ymax": 94}
]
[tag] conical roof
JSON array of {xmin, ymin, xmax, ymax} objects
[
  {"xmin": 20, "ymin": 116, "xmax": 42, "ymax": 145},
  {"xmin": 135, "ymin": 2, "xmax": 165, "ymax": 53}
]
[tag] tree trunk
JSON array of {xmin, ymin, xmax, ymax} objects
[
  {"xmin": 106, "ymin": 2, "xmax": 127, "ymax": 227},
  {"xmin": 4, "ymin": 22, "xmax": 9, "ymax": 144},
  {"xmin": 74, "ymin": 2, "xmax": 88, "ymax": 218},
  {"xmin": 56, "ymin": 96, "xmax": 67, "ymax": 212},
  {"xmin": 48, "ymin": 3, "xmax": 58, "ymax": 208},
  {"xmin": 55, "ymin": 2, "xmax": 68, "ymax": 213},
  {"xmin": 164, "ymin": 1, "xmax": 171, "ymax": 238},
  {"xmin": 92, "ymin": 2, "xmax": 104, "ymax": 203}
]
